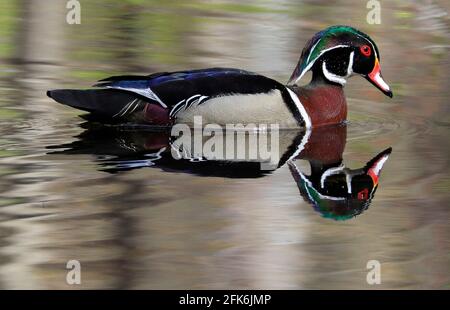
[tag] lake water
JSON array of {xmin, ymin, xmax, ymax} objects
[{"xmin": 0, "ymin": 0, "xmax": 449, "ymax": 289}]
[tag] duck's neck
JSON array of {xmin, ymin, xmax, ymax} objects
[{"xmin": 291, "ymin": 67, "xmax": 347, "ymax": 128}]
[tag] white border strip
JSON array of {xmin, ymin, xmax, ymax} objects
[{"xmin": 286, "ymin": 88, "xmax": 312, "ymax": 129}]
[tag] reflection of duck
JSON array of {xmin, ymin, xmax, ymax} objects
[
  {"xmin": 289, "ymin": 148, "xmax": 391, "ymax": 221},
  {"xmin": 47, "ymin": 26, "xmax": 392, "ymax": 128},
  {"xmin": 48, "ymin": 124, "xmax": 391, "ymax": 219},
  {"xmin": 288, "ymin": 125, "xmax": 391, "ymax": 220},
  {"xmin": 48, "ymin": 125, "xmax": 305, "ymax": 177}
]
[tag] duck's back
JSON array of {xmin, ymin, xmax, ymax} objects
[{"xmin": 48, "ymin": 67, "xmax": 302, "ymax": 127}]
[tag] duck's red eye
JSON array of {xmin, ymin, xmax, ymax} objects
[
  {"xmin": 360, "ymin": 45, "xmax": 371, "ymax": 57},
  {"xmin": 357, "ymin": 188, "xmax": 369, "ymax": 200}
]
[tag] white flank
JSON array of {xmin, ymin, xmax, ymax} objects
[{"xmin": 175, "ymin": 90, "xmax": 299, "ymax": 128}]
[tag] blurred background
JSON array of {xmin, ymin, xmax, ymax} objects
[{"xmin": 0, "ymin": 0, "xmax": 449, "ymax": 289}]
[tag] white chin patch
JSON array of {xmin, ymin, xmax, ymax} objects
[
  {"xmin": 322, "ymin": 62, "xmax": 346, "ymax": 85},
  {"xmin": 321, "ymin": 51, "xmax": 354, "ymax": 86}
]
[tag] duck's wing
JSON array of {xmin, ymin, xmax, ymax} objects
[{"xmin": 94, "ymin": 67, "xmax": 287, "ymax": 115}]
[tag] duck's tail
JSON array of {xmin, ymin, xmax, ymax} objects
[{"xmin": 47, "ymin": 89, "xmax": 139, "ymax": 120}]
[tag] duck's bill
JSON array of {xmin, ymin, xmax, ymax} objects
[
  {"xmin": 366, "ymin": 147, "xmax": 392, "ymax": 186},
  {"xmin": 366, "ymin": 59, "xmax": 393, "ymax": 98}
]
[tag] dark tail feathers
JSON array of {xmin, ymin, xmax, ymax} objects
[{"xmin": 47, "ymin": 89, "xmax": 138, "ymax": 119}]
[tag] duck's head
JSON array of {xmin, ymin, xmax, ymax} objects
[
  {"xmin": 288, "ymin": 25, "xmax": 393, "ymax": 98},
  {"xmin": 288, "ymin": 147, "xmax": 392, "ymax": 220}
]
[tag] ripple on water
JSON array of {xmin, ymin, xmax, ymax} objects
[{"xmin": 347, "ymin": 98, "xmax": 433, "ymax": 142}]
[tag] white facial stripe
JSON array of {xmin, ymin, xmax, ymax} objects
[
  {"xmin": 322, "ymin": 61, "xmax": 347, "ymax": 85},
  {"xmin": 305, "ymin": 40, "xmax": 321, "ymax": 64},
  {"xmin": 347, "ymin": 51, "xmax": 354, "ymax": 76},
  {"xmin": 346, "ymin": 173, "xmax": 352, "ymax": 194},
  {"xmin": 373, "ymin": 72, "xmax": 391, "ymax": 91},
  {"xmin": 293, "ymin": 44, "xmax": 350, "ymax": 84}
]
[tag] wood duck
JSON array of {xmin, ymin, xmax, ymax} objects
[{"xmin": 47, "ymin": 25, "xmax": 393, "ymax": 128}]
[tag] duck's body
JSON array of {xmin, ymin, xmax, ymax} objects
[
  {"xmin": 47, "ymin": 25, "xmax": 392, "ymax": 128},
  {"xmin": 47, "ymin": 67, "xmax": 347, "ymax": 128},
  {"xmin": 49, "ymin": 68, "xmax": 306, "ymax": 128}
]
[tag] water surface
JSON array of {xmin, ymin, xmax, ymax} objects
[{"xmin": 0, "ymin": 0, "xmax": 449, "ymax": 289}]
